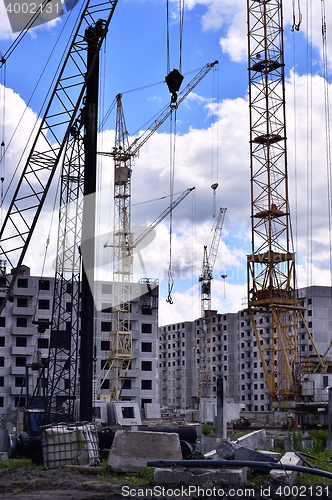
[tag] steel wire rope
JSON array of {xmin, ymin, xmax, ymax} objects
[
  {"xmin": 291, "ymin": 0, "xmax": 302, "ymax": 32},
  {"xmin": 1, "ymin": 1, "xmax": 83, "ymax": 205},
  {"xmin": 191, "ymin": 187, "xmax": 196, "ymax": 321},
  {"xmin": 211, "ymin": 63, "xmax": 219, "ymax": 217},
  {"xmin": 321, "ymin": 0, "xmax": 332, "ymax": 290},
  {"xmin": 292, "ymin": 27, "xmax": 299, "ymax": 290},
  {"xmin": 305, "ymin": 0, "xmax": 313, "ymax": 288},
  {"xmin": 132, "ymin": 190, "xmax": 185, "ymax": 207},
  {"xmin": 166, "ymin": 109, "xmax": 177, "ymax": 304},
  {"xmin": 166, "ymin": 0, "xmax": 170, "ymax": 75},
  {"xmin": 0, "ymin": 62, "xmax": 6, "ymax": 225},
  {"xmin": 178, "ymin": 0, "xmax": 185, "ymax": 74}
]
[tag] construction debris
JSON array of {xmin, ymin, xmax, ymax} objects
[
  {"xmin": 270, "ymin": 451, "xmax": 303, "ymax": 486},
  {"xmin": 154, "ymin": 466, "xmax": 247, "ymax": 486},
  {"xmin": 107, "ymin": 430, "xmax": 182, "ymax": 472}
]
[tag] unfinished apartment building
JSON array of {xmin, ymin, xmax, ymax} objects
[
  {"xmin": 0, "ymin": 265, "xmax": 159, "ymax": 415},
  {"xmin": 158, "ymin": 285, "xmax": 332, "ymax": 412}
]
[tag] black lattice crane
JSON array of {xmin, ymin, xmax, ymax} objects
[
  {"xmin": 246, "ymin": 0, "xmax": 325, "ymax": 405},
  {"xmin": 199, "ymin": 207, "xmax": 226, "ymax": 400},
  {"xmin": 0, "ymin": 0, "xmax": 119, "ymax": 422}
]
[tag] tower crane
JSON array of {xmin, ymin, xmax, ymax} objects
[
  {"xmin": 198, "ymin": 207, "xmax": 226, "ymax": 400},
  {"xmin": 97, "ymin": 62, "xmax": 218, "ymax": 401},
  {"xmin": 246, "ymin": 0, "xmax": 326, "ymax": 406}
]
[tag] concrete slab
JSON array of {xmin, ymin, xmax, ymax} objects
[
  {"xmin": 270, "ymin": 452, "xmax": 302, "ymax": 486},
  {"xmin": 199, "ymin": 399, "xmax": 216, "ymax": 424},
  {"xmin": 154, "ymin": 467, "xmax": 247, "ymax": 486},
  {"xmin": 234, "ymin": 446, "xmax": 277, "ymax": 463},
  {"xmin": 144, "ymin": 403, "xmax": 161, "ymax": 419},
  {"xmin": 107, "ymin": 430, "xmax": 182, "ymax": 472},
  {"xmin": 233, "ymin": 429, "xmax": 267, "ymax": 450}
]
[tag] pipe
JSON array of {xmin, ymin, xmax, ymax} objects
[{"xmin": 147, "ymin": 460, "xmax": 332, "ymax": 480}]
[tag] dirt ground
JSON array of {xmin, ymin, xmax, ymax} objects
[
  {"xmin": 0, "ymin": 464, "xmax": 132, "ymax": 500},
  {"xmin": 1, "ymin": 465, "xmax": 332, "ymax": 500}
]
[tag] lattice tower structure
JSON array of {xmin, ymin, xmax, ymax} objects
[
  {"xmin": 99, "ymin": 95, "xmax": 133, "ymax": 401},
  {"xmin": 46, "ymin": 117, "xmax": 84, "ymax": 420},
  {"xmin": 199, "ymin": 207, "xmax": 226, "ymax": 399},
  {"xmin": 247, "ymin": 0, "xmax": 325, "ymax": 405}
]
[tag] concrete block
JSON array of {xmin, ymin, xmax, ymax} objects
[
  {"xmin": 154, "ymin": 466, "xmax": 247, "ymax": 486},
  {"xmin": 233, "ymin": 429, "xmax": 267, "ymax": 450},
  {"xmin": 199, "ymin": 399, "xmax": 216, "ymax": 424},
  {"xmin": 215, "ymin": 438, "xmax": 238, "ymax": 460},
  {"xmin": 108, "ymin": 402, "xmax": 142, "ymax": 426},
  {"xmin": 107, "ymin": 430, "xmax": 182, "ymax": 472},
  {"xmin": 0, "ymin": 452, "xmax": 8, "ymax": 461},
  {"xmin": 270, "ymin": 452, "xmax": 302, "ymax": 486},
  {"xmin": 257, "ymin": 450, "xmax": 282, "ymax": 461},
  {"xmin": 234, "ymin": 446, "xmax": 277, "ymax": 463},
  {"xmin": 144, "ymin": 403, "xmax": 161, "ymax": 419}
]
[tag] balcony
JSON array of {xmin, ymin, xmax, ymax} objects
[
  {"xmin": 12, "ymin": 306, "xmax": 35, "ymax": 316},
  {"xmin": 10, "ymin": 346, "xmax": 32, "ymax": 356},
  {"xmin": 10, "ymin": 326, "xmax": 36, "ymax": 336},
  {"xmin": 9, "ymin": 366, "xmax": 27, "ymax": 375}
]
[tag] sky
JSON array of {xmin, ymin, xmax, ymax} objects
[{"xmin": 0, "ymin": 0, "xmax": 332, "ymax": 326}]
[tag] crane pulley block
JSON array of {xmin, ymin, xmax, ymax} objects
[{"xmin": 166, "ymin": 69, "xmax": 184, "ymax": 103}]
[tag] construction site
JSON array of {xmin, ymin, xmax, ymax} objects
[{"xmin": 1, "ymin": 0, "xmax": 332, "ymax": 497}]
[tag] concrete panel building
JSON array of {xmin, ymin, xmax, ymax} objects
[
  {"xmin": 158, "ymin": 285, "xmax": 332, "ymax": 412},
  {"xmin": 0, "ymin": 266, "xmax": 159, "ymax": 416}
]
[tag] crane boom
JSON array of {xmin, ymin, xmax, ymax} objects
[
  {"xmin": 0, "ymin": 0, "xmax": 118, "ymax": 314},
  {"xmin": 133, "ymin": 187, "xmax": 195, "ymax": 248},
  {"xmin": 199, "ymin": 207, "xmax": 226, "ymax": 399}
]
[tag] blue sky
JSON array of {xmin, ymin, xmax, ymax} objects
[{"xmin": 0, "ymin": 0, "xmax": 332, "ymax": 325}]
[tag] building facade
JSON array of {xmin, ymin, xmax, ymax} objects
[
  {"xmin": 0, "ymin": 266, "xmax": 159, "ymax": 416},
  {"xmin": 158, "ymin": 285, "xmax": 332, "ymax": 412}
]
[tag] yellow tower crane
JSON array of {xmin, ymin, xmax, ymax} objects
[{"xmin": 246, "ymin": 0, "xmax": 326, "ymax": 407}]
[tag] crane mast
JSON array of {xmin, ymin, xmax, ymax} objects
[
  {"xmin": 199, "ymin": 207, "xmax": 226, "ymax": 400},
  {"xmin": 246, "ymin": 0, "xmax": 325, "ymax": 405}
]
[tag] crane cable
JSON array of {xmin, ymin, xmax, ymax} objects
[
  {"xmin": 166, "ymin": 109, "xmax": 177, "ymax": 305},
  {"xmin": 320, "ymin": 0, "xmax": 332, "ymax": 290},
  {"xmin": 291, "ymin": 0, "xmax": 302, "ymax": 32},
  {"xmin": 166, "ymin": 0, "xmax": 185, "ymax": 74},
  {"xmin": 306, "ymin": 0, "xmax": 313, "ymax": 288},
  {"xmin": 165, "ymin": 0, "xmax": 185, "ymax": 304},
  {"xmin": 0, "ymin": 61, "xmax": 6, "ymax": 222}
]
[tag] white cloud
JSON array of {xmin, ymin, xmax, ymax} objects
[{"xmin": 184, "ymin": 0, "xmax": 332, "ymax": 68}]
